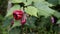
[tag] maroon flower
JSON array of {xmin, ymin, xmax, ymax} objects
[
  {"xmin": 21, "ymin": 18, "xmax": 26, "ymax": 25},
  {"xmin": 13, "ymin": 10, "xmax": 24, "ymax": 20},
  {"xmin": 21, "ymin": 14, "xmax": 26, "ymax": 25}
]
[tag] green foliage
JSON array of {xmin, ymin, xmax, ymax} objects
[
  {"xmin": 34, "ymin": 1, "xmax": 55, "ymax": 17},
  {"xmin": 11, "ymin": 0, "xmax": 26, "ymax": 3},
  {"xmin": 1, "ymin": 0, "xmax": 60, "ymax": 34},
  {"xmin": 59, "ymin": 0, "xmax": 60, "ymax": 4},
  {"xmin": 11, "ymin": 20, "xmax": 21, "ymax": 29},
  {"xmin": 57, "ymin": 20, "xmax": 60, "ymax": 24},
  {"xmin": 6, "ymin": 5, "xmax": 20, "ymax": 17},
  {"xmin": 2, "ymin": 16, "xmax": 13, "ymax": 28},
  {"xmin": 9, "ymin": 26, "xmax": 21, "ymax": 34},
  {"xmin": 46, "ymin": 0, "xmax": 58, "ymax": 5},
  {"xmin": 25, "ymin": 6, "xmax": 38, "ymax": 17},
  {"xmin": 53, "ymin": 12, "xmax": 60, "ymax": 18},
  {"xmin": 25, "ymin": 16, "xmax": 37, "ymax": 28}
]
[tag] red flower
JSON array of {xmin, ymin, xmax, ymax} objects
[
  {"xmin": 13, "ymin": 10, "xmax": 24, "ymax": 20},
  {"xmin": 21, "ymin": 18, "xmax": 26, "ymax": 25},
  {"xmin": 21, "ymin": 14, "xmax": 26, "ymax": 25}
]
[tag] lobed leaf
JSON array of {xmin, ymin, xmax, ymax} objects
[
  {"xmin": 34, "ymin": 2, "xmax": 55, "ymax": 17},
  {"xmin": 25, "ymin": 6, "xmax": 38, "ymax": 17}
]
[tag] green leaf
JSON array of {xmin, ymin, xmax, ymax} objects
[
  {"xmin": 54, "ymin": 12, "xmax": 60, "ymax": 18},
  {"xmin": 6, "ymin": 5, "xmax": 20, "ymax": 17},
  {"xmin": 25, "ymin": 6, "xmax": 38, "ymax": 17},
  {"xmin": 25, "ymin": 0, "xmax": 53, "ymax": 6},
  {"xmin": 42, "ymin": 1, "xmax": 53, "ymax": 7},
  {"xmin": 59, "ymin": 0, "xmax": 60, "ymax": 4},
  {"xmin": 25, "ymin": 16, "xmax": 37, "ymax": 28},
  {"xmin": 24, "ymin": 0, "xmax": 33, "ymax": 6},
  {"xmin": 46, "ymin": 0, "xmax": 58, "ymax": 5},
  {"xmin": 11, "ymin": 0, "xmax": 26, "ymax": 3},
  {"xmin": 32, "ymin": 0, "xmax": 45, "ymax": 2},
  {"xmin": 11, "ymin": 0, "xmax": 22, "ymax": 3},
  {"xmin": 34, "ymin": 2, "xmax": 55, "ymax": 17},
  {"xmin": 57, "ymin": 20, "xmax": 60, "ymax": 24},
  {"xmin": 2, "ymin": 16, "xmax": 13, "ymax": 28},
  {"xmin": 0, "ymin": 15, "xmax": 4, "ymax": 22},
  {"xmin": 33, "ymin": 0, "xmax": 53, "ymax": 7},
  {"xmin": 9, "ymin": 26, "xmax": 21, "ymax": 34},
  {"xmin": 11, "ymin": 20, "xmax": 21, "ymax": 29}
]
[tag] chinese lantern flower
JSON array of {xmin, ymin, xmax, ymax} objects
[
  {"xmin": 51, "ymin": 16, "xmax": 54, "ymax": 23},
  {"xmin": 13, "ymin": 10, "xmax": 24, "ymax": 20},
  {"xmin": 21, "ymin": 14, "xmax": 26, "ymax": 25},
  {"xmin": 21, "ymin": 18, "xmax": 26, "ymax": 25},
  {"xmin": 51, "ymin": 16, "xmax": 58, "ymax": 24}
]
